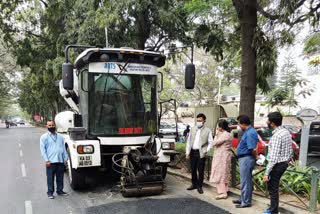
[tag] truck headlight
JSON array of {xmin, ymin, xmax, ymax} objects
[
  {"xmin": 77, "ymin": 145, "xmax": 94, "ymax": 154},
  {"xmin": 162, "ymin": 142, "xmax": 175, "ymax": 150}
]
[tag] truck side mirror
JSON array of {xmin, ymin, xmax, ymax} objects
[
  {"xmin": 62, "ymin": 62, "xmax": 74, "ymax": 90},
  {"xmin": 185, "ymin": 63, "xmax": 195, "ymax": 89},
  {"xmin": 158, "ymin": 72, "xmax": 163, "ymax": 92}
]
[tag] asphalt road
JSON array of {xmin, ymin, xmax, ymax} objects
[{"xmin": 0, "ymin": 125, "xmax": 230, "ymax": 214}]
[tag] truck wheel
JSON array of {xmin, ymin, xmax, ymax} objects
[
  {"xmin": 67, "ymin": 151, "xmax": 86, "ymax": 190},
  {"xmin": 160, "ymin": 163, "xmax": 168, "ymax": 179}
]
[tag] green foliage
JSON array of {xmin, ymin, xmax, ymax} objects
[
  {"xmin": 0, "ymin": 0, "xmax": 192, "ymax": 119},
  {"xmin": 253, "ymin": 161, "xmax": 319, "ymax": 201},
  {"xmin": 187, "ymin": 0, "xmax": 320, "ymax": 121},
  {"xmin": 96, "ymin": 0, "xmax": 191, "ymax": 50},
  {"xmin": 193, "ymin": 23, "xmax": 225, "ymax": 61},
  {"xmin": 254, "ymin": 28, "xmax": 278, "ymax": 93},
  {"xmin": 266, "ymin": 88, "xmax": 289, "ymax": 107},
  {"xmin": 160, "ymin": 48, "xmax": 222, "ymax": 106},
  {"xmin": 0, "ymin": 34, "xmax": 19, "ymax": 117},
  {"xmin": 175, "ymin": 142, "xmax": 186, "ymax": 153},
  {"xmin": 266, "ymin": 55, "xmax": 313, "ymax": 110},
  {"xmin": 304, "ymin": 33, "xmax": 320, "ymax": 56},
  {"xmin": 1, "ymin": 0, "xmax": 320, "ymax": 121}
]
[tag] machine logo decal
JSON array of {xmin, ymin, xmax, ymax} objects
[{"xmin": 104, "ymin": 62, "xmax": 117, "ymax": 69}]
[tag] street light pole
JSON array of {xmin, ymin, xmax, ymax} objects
[
  {"xmin": 191, "ymin": 43, "xmax": 194, "ymax": 63},
  {"xmin": 217, "ymin": 77, "xmax": 222, "ymax": 105}
]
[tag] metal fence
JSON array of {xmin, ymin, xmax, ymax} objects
[
  {"xmin": 228, "ymin": 156, "xmax": 320, "ymax": 212},
  {"xmin": 178, "ymin": 150, "xmax": 320, "ymax": 212}
]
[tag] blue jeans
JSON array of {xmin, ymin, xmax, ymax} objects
[
  {"xmin": 46, "ymin": 163, "xmax": 65, "ymax": 195},
  {"xmin": 239, "ymin": 156, "xmax": 255, "ymax": 206}
]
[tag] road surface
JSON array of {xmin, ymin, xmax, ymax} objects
[{"xmin": 0, "ymin": 124, "xmax": 230, "ymax": 214}]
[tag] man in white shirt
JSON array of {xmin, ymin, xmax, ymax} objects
[
  {"xmin": 262, "ymin": 112, "xmax": 292, "ymax": 214},
  {"xmin": 186, "ymin": 113, "xmax": 214, "ymax": 194}
]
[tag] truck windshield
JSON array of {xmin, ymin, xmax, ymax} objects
[{"xmin": 88, "ymin": 73, "xmax": 157, "ymax": 136}]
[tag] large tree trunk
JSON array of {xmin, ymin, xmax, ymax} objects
[
  {"xmin": 135, "ymin": 9, "xmax": 151, "ymax": 50},
  {"xmin": 233, "ymin": 0, "xmax": 257, "ymax": 122}
]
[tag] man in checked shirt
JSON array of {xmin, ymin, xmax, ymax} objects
[{"xmin": 263, "ymin": 112, "xmax": 293, "ymax": 214}]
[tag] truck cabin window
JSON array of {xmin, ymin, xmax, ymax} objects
[{"xmin": 88, "ymin": 73, "xmax": 157, "ymax": 136}]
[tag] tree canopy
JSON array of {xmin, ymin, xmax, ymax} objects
[
  {"xmin": 0, "ymin": 0, "xmax": 193, "ymax": 119},
  {"xmin": 0, "ymin": 0, "xmax": 319, "ymax": 121}
]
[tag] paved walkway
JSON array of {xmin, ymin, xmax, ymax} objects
[{"xmin": 168, "ymin": 168, "xmax": 316, "ymax": 214}]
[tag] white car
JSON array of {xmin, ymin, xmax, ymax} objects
[{"xmin": 159, "ymin": 122, "xmax": 177, "ymax": 139}]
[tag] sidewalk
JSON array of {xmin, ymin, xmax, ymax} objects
[{"xmin": 168, "ymin": 167, "xmax": 315, "ymax": 214}]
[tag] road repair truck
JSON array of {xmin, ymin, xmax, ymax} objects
[{"xmin": 55, "ymin": 45, "xmax": 181, "ymax": 197}]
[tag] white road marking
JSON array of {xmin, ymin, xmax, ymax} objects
[
  {"xmin": 20, "ymin": 150, "xmax": 23, "ymax": 157},
  {"xmin": 25, "ymin": 200, "xmax": 33, "ymax": 214},
  {"xmin": 18, "ymin": 143, "xmax": 21, "ymax": 148},
  {"xmin": 21, "ymin": 163, "xmax": 26, "ymax": 177}
]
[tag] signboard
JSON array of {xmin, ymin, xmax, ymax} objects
[
  {"xmin": 33, "ymin": 115, "xmax": 41, "ymax": 121},
  {"xmin": 89, "ymin": 62, "xmax": 157, "ymax": 75},
  {"xmin": 296, "ymin": 108, "xmax": 318, "ymax": 121}
]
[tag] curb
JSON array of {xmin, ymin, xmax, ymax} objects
[
  {"xmin": 168, "ymin": 168, "xmax": 314, "ymax": 214},
  {"xmin": 167, "ymin": 168, "xmax": 240, "ymax": 198}
]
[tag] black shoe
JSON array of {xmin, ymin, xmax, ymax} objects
[
  {"xmin": 197, "ymin": 187, "xmax": 204, "ymax": 194},
  {"xmin": 235, "ymin": 204, "xmax": 251, "ymax": 208},
  {"xmin": 57, "ymin": 191, "xmax": 69, "ymax": 196},
  {"xmin": 47, "ymin": 194, "xmax": 54, "ymax": 199},
  {"xmin": 232, "ymin": 200, "xmax": 241, "ymax": 204},
  {"xmin": 187, "ymin": 185, "xmax": 197, "ymax": 190}
]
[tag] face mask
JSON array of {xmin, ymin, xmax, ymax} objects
[
  {"xmin": 237, "ymin": 125, "xmax": 242, "ymax": 131},
  {"xmin": 196, "ymin": 122, "xmax": 203, "ymax": 128},
  {"xmin": 48, "ymin": 127, "xmax": 56, "ymax": 133}
]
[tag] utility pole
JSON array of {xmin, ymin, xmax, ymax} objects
[
  {"xmin": 105, "ymin": 26, "xmax": 108, "ymax": 48},
  {"xmin": 296, "ymin": 108, "xmax": 318, "ymax": 167}
]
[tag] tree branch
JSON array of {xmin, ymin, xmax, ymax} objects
[
  {"xmin": 256, "ymin": 4, "xmax": 279, "ymax": 20},
  {"xmin": 257, "ymin": 0, "xmax": 307, "ymax": 20},
  {"xmin": 39, "ymin": 0, "xmax": 48, "ymax": 8},
  {"xmin": 257, "ymin": 0, "xmax": 320, "ymax": 27}
]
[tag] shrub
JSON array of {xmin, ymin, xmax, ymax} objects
[{"xmin": 252, "ymin": 161, "xmax": 320, "ymax": 202}]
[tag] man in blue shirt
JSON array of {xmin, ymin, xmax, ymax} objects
[
  {"xmin": 233, "ymin": 115, "xmax": 258, "ymax": 208},
  {"xmin": 40, "ymin": 120, "xmax": 68, "ymax": 199}
]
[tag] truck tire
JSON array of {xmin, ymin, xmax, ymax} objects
[
  {"xmin": 67, "ymin": 151, "xmax": 86, "ymax": 190},
  {"xmin": 160, "ymin": 163, "xmax": 168, "ymax": 179}
]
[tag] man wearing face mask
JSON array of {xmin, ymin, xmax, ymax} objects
[
  {"xmin": 186, "ymin": 113, "xmax": 214, "ymax": 194},
  {"xmin": 40, "ymin": 120, "xmax": 68, "ymax": 199},
  {"xmin": 233, "ymin": 115, "xmax": 258, "ymax": 208},
  {"xmin": 262, "ymin": 112, "xmax": 292, "ymax": 214}
]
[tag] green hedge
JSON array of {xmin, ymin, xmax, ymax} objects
[
  {"xmin": 175, "ymin": 143, "xmax": 320, "ymax": 203},
  {"xmin": 252, "ymin": 161, "xmax": 320, "ymax": 203}
]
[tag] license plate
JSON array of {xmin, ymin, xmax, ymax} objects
[{"xmin": 78, "ymin": 156, "xmax": 92, "ymax": 166}]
